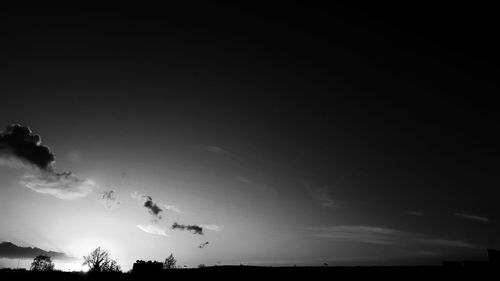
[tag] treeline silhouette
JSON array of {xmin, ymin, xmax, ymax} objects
[{"xmin": 0, "ymin": 248, "xmax": 498, "ymax": 280}]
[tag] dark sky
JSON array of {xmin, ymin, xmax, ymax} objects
[{"xmin": 0, "ymin": 4, "xmax": 498, "ymax": 268}]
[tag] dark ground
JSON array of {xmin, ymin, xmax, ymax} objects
[{"xmin": 1, "ymin": 265, "xmax": 499, "ymax": 281}]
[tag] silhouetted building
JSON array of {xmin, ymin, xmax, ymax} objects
[
  {"xmin": 488, "ymin": 249, "xmax": 500, "ymax": 264},
  {"xmin": 443, "ymin": 249, "xmax": 500, "ymax": 267},
  {"xmin": 132, "ymin": 260, "xmax": 163, "ymax": 273}
]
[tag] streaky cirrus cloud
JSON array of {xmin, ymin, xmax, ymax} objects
[
  {"xmin": 20, "ymin": 172, "xmax": 96, "ymax": 200},
  {"xmin": 99, "ymin": 190, "xmax": 120, "ymax": 209},
  {"xmin": 1, "ymin": 124, "xmax": 97, "ymax": 200},
  {"xmin": 192, "ymin": 145, "xmax": 243, "ymax": 160},
  {"xmin": 171, "ymin": 222, "xmax": 203, "ymax": 235},
  {"xmin": 454, "ymin": 212, "xmax": 490, "ymax": 223},
  {"xmin": 309, "ymin": 225, "xmax": 481, "ymax": 249},
  {"xmin": 137, "ymin": 224, "xmax": 170, "ymax": 237}
]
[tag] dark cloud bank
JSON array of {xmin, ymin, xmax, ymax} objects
[
  {"xmin": 0, "ymin": 124, "xmax": 55, "ymax": 171},
  {"xmin": 0, "ymin": 242, "xmax": 69, "ymax": 260},
  {"xmin": 0, "ymin": 124, "xmax": 95, "ymax": 200}
]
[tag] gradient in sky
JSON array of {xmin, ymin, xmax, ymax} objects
[{"xmin": 0, "ymin": 5, "xmax": 498, "ymax": 271}]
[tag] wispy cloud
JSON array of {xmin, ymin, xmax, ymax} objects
[
  {"xmin": 199, "ymin": 241, "xmax": 209, "ymax": 249},
  {"xmin": 164, "ymin": 204, "xmax": 181, "ymax": 213},
  {"xmin": 171, "ymin": 222, "xmax": 204, "ymax": 235},
  {"xmin": 200, "ymin": 224, "xmax": 221, "ymax": 232},
  {"xmin": 137, "ymin": 224, "xmax": 170, "ymax": 237},
  {"xmin": 99, "ymin": 190, "xmax": 120, "ymax": 209},
  {"xmin": 309, "ymin": 225, "xmax": 481, "ymax": 249},
  {"xmin": 303, "ymin": 182, "xmax": 339, "ymax": 208},
  {"xmin": 235, "ymin": 176, "xmax": 274, "ymax": 193},
  {"xmin": 20, "ymin": 172, "xmax": 96, "ymax": 200},
  {"xmin": 455, "ymin": 213, "xmax": 490, "ymax": 223},
  {"xmin": 192, "ymin": 145, "xmax": 242, "ymax": 160},
  {"xmin": 408, "ymin": 211, "xmax": 423, "ymax": 216}
]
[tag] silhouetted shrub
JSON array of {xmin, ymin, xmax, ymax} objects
[
  {"xmin": 30, "ymin": 255, "xmax": 54, "ymax": 272},
  {"xmin": 164, "ymin": 253, "xmax": 176, "ymax": 269},
  {"xmin": 83, "ymin": 247, "xmax": 121, "ymax": 273}
]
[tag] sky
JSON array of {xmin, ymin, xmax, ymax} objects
[{"xmin": 0, "ymin": 5, "xmax": 498, "ymax": 271}]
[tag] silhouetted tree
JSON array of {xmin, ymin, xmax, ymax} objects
[
  {"xmin": 30, "ymin": 255, "xmax": 54, "ymax": 272},
  {"xmin": 83, "ymin": 247, "xmax": 121, "ymax": 273},
  {"xmin": 164, "ymin": 253, "xmax": 177, "ymax": 269}
]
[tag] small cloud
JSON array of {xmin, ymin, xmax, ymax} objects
[
  {"xmin": 99, "ymin": 190, "xmax": 120, "ymax": 209},
  {"xmin": 200, "ymin": 224, "xmax": 221, "ymax": 232},
  {"xmin": 409, "ymin": 211, "xmax": 423, "ymax": 216},
  {"xmin": 143, "ymin": 196, "xmax": 163, "ymax": 220},
  {"xmin": 303, "ymin": 182, "xmax": 339, "ymax": 208},
  {"xmin": 130, "ymin": 191, "xmax": 143, "ymax": 200},
  {"xmin": 131, "ymin": 192, "xmax": 163, "ymax": 221},
  {"xmin": 20, "ymin": 172, "xmax": 96, "ymax": 200},
  {"xmin": 204, "ymin": 146, "xmax": 231, "ymax": 154},
  {"xmin": 235, "ymin": 176, "xmax": 252, "ymax": 184},
  {"xmin": 192, "ymin": 145, "xmax": 242, "ymax": 160},
  {"xmin": 164, "ymin": 204, "xmax": 181, "ymax": 213},
  {"xmin": 172, "ymin": 222, "xmax": 204, "ymax": 235},
  {"xmin": 137, "ymin": 224, "xmax": 170, "ymax": 237},
  {"xmin": 454, "ymin": 212, "xmax": 490, "ymax": 223},
  {"xmin": 235, "ymin": 176, "xmax": 274, "ymax": 193}
]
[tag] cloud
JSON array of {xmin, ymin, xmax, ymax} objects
[
  {"xmin": 199, "ymin": 241, "xmax": 209, "ymax": 249},
  {"xmin": 196, "ymin": 145, "xmax": 232, "ymax": 155},
  {"xmin": 164, "ymin": 204, "xmax": 181, "ymax": 213},
  {"xmin": 131, "ymin": 192, "xmax": 163, "ymax": 220},
  {"xmin": 0, "ymin": 241, "xmax": 71, "ymax": 260},
  {"xmin": 304, "ymin": 182, "xmax": 338, "ymax": 208},
  {"xmin": 99, "ymin": 190, "xmax": 120, "ymax": 209},
  {"xmin": 200, "ymin": 224, "xmax": 220, "ymax": 232},
  {"xmin": 20, "ymin": 172, "xmax": 96, "ymax": 200},
  {"xmin": 309, "ymin": 225, "xmax": 481, "ymax": 249},
  {"xmin": 137, "ymin": 225, "xmax": 170, "ymax": 237},
  {"xmin": 1, "ymin": 124, "xmax": 96, "ymax": 200},
  {"xmin": 143, "ymin": 196, "xmax": 163, "ymax": 220},
  {"xmin": 454, "ymin": 212, "xmax": 490, "ymax": 223},
  {"xmin": 408, "ymin": 211, "xmax": 423, "ymax": 216},
  {"xmin": 130, "ymin": 191, "xmax": 143, "ymax": 200},
  {"xmin": 171, "ymin": 222, "xmax": 204, "ymax": 235},
  {"xmin": 0, "ymin": 124, "xmax": 55, "ymax": 171},
  {"xmin": 192, "ymin": 145, "xmax": 243, "ymax": 160},
  {"xmin": 132, "ymin": 192, "xmax": 180, "ymax": 220}
]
